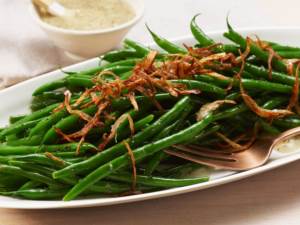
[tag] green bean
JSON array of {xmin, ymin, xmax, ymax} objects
[
  {"xmin": 33, "ymin": 79, "xmax": 67, "ymax": 96},
  {"xmin": 66, "ymin": 66, "xmax": 135, "ymax": 88},
  {"xmin": 31, "ymin": 92, "xmax": 65, "ymax": 111},
  {"xmin": 0, "ymin": 165, "xmax": 62, "ymax": 188},
  {"xmin": 0, "ymin": 143, "xmax": 97, "ymax": 155},
  {"xmin": 225, "ymin": 92, "xmax": 240, "ymax": 100},
  {"xmin": 259, "ymin": 120, "xmax": 281, "ymax": 135},
  {"xmin": 224, "ymin": 20, "xmax": 287, "ymax": 72},
  {"xmin": 13, "ymin": 154, "xmax": 70, "ymax": 168},
  {"xmin": 268, "ymin": 41, "xmax": 300, "ymax": 52},
  {"xmin": 143, "ymin": 122, "xmax": 179, "ymax": 176},
  {"xmin": 0, "ymin": 103, "xmax": 59, "ymax": 137},
  {"xmin": 0, "ymin": 156, "xmax": 11, "ymax": 164},
  {"xmin": 0, "ymin": 172, "xmax": 28, "ymax": 190},
  {"xmin": 193, "ymin": 124, "xmax": 221, "ymax": 142},
  {"xmin": 42, "ymin": 105, "xmax": 97, "ymax": 144},
  {"xmin": 53, "ymin": 96, "xmax": 192, "ymax": 179},
  {"xmin": 18, "ymin": 181, "xmax": 41, "ymax": 191},
  {"xmin": 17, "ymin": 105, "xmax": 59, "ymax": 124},
  {"xmin": 119, "ymin": 71, "xmax": 132, "ymax": 80},
  {"xmin": 194, "ymin": 75, "xmax": 293, "ymax": 94},
  {"xmin": 146, "ymin": 25, "xmax": 187, "ymax": 54},
  {"xmin": 78, "ymin": 59, "xmax": 140, "ymax": 76},
  {"xmin": 0, "ymin": 118, "xmax": 42, "ymax": 137},
  {"xmin": 231, "ymin": 67, "xmax": 255, "ymax": 79},
  {"xmin": 144, "ymin": 151, "xmax": 168, "ymax": 176},
  {"xmin": 214, "ymin": 104, "xmax": 248, "ymax": 120},
  {"xmin": 152, "ymin": 121, "xmax": 179, "ymax": 141},
  {"xmin": 262, "ymin": 97, "xmax": 287, "ymax": 109},
  {"xmin": 124, "ymin": 39, "xmax": 151, "ymax": 56},
  {"xmin": 66, "ymin": 76, "xmax": 94, "ymax": 88},
  {"xmin": 190, "ymin": 14, "xmax": 214, "ymax": 47},
  {"xmin": 9, "ymin": 115, "xmax": 26, "ymax": 124},
  {"xmin": 190, "ymin": 15, "xmax": 240, "ymax": 54},
  {"xmin": 115, "ymin": 114, "xmax": 155, "ymax": 142},
  {"xmin": 62, "ymin": 112, "xmax": 213, "ymax": 200},
  {"xmin": 29, "ymin": 110, "xmax": 69, "ymax": 137},
  {"xmin": 7, "ymin": 135, "xmax": 42, "ymax": 146},
  {"xmin": 145, "ymin": 103, "xmax": 195, "ymax": 175},
  {"xmin": 222, "ymin": 44, "xmax": 240, "ymax": 54},
  {"xmin": 106, "ymin": 65, "xmax": 134, "ymax": 76},
  {"xmin": 171, "ymin": 79, "xmax": 226, "ymax": 97},
  {"xmin": 277, "ymin": 51, "xmax": 300, "ymax": 59},
  {"xmin": 108, "ymin": 172, "xmax": 209, "ymax": 188},
  {"xmin": 9, "ymin": 160, "xmax": 56, "ymax": 177},
  {"xmin": 0, "ymin": 189, "xmax": 67, "ymax": 200},
  {"xmin": 8, "ymin": 160, "xmax": 134, "ymax": 195},
  {"xmin": 33, "ymin": 93, "xmax": 160, "ymax": 140},
  {"xmin": 111, "ymin": 93, "xmax": 174, "ymax": 109},
  {"xmin": 163, "ymin": 163, "xmax": 203, "ymax": 178},
  {"xmin": 1, "ymin": 179, "xmax": 139, "ymax": 199},
  {"xmin": 244, "ymin": 63, "xmax": 295, "ymax": 85},
  {"xmin": 273, "ymin": 117, "xmax": 300, "ymax": 128},
  {"xmin": 103, "ymin": 49, "xmax": 143, "ymax": 62}
]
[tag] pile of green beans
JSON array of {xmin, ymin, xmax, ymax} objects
[{"xmin": 1, "ymin": 15, "xmax": 300, "ymax": 201}]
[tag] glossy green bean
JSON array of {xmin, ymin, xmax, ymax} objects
[
  {"xmin": 190, "ymin": 14, "xmax": 214, "ymax": 47},
  {"xmin": 277, "ymin": 51, "xmax": 300, "ymax": 59},
  {"xmin": 78, "ymin": 59, "xmax": 140, "ymax": 76},
  {"xmin": 115, "ymin": 114, "xmax": 155, "ymax": 142},
  {"xmin": 9, "ymin": 115, "xmax": 26, "ymax": 124},
  {"xmin": 0, "ymin": 143, "xmax": 97, "ymax": 155},
  {"xmin": 194, "ymin": 75, "xmax": 293, "ymax": 94},
  {"xmin": 144, "ymin": 103, "xmax": 195, "ymax": 175},
  {"xmin": 103, "ymin": 49, "xmax": 143, "ymax": 62},
  {"xmin": 7, "ymin": 135, "xmax": 42, "ymax": 146},
  {"xmin": 108, "ymin": 172, "xmax": 209, "ymax": 188},
  {"xmin": 33, "ymin": 79, "xmax": 67, "ymax": 96},
  {"xmin": 62, "ymin": 113, "xmax": 213, "ymax": 200},
  {"xmin": 123, "ymin": 39, "xmax": 151, "ymax": 56},
  {"xmin": 0, "ymin": 118, "xmax": 42, "ymax": 137},
  {"xmin": 42, "ymin": 105, "xmax": 97, "ymax": 144},
  {"xmin": 171, "ymin": 79, "xmax": 226, "ymax": 97},
  {"xmin": 224, "ymin": 21, "xmax": 287, "ymax": 72},
  {"xmin": 53, "ymin": 96, "xmax": 192, "ymax": 179},
  {"xmin": 244, "ymin": 63, "xmax": 295, "ymax": 86},
  {"xmin": 146, "ymin": 25, "xmax": 187, "ymax": 54},
  {"xmin": 0, "ymin": 189, "xmax": 67, "ymax": 200},
  {"xmin": 0, "ymin": 165, "xmax": 62, "ymax": 188},
  {"xmin": 18, "ymin": 181, "xmax": 41, "ymax": 191}
]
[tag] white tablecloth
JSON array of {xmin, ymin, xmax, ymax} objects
[{"xmin": 1, "ymin": 0, "xmax": 300, "ymax": 224}]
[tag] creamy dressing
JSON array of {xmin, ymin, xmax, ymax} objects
[
  {"xmin": 41, "ymin": 0, "xmax": 135, "ymax": 31},
  {"xmin": 276, "ymin": 137, "xmax": 300, "ymax": 154}
]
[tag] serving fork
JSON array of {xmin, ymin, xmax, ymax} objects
[{"xmin": 165, "ymin": 127, "xmax": 300, "ymax": 170}]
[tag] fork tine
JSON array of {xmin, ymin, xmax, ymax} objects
[
  {"xmin": 172, "ymin": 145, "xmax": 236, "ymax": 160},
  {"xmin": 182, "ymin": 144, "xmax": 233, "ymax": 154},
  {"xmin": 164, "ymin": 149, "xmax": 238, "ymax": 170}
]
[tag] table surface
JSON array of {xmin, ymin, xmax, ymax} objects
[{"xmin": 2, "ymin": 0, "xmax": 300, "ymax": 224}]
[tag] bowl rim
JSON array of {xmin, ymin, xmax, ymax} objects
[{"xmin": 29, "ymin": 0, "xmax": 145, "ymax": 35}]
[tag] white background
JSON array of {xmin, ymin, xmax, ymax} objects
[{"xmin": 1, "ymin": 0, "xmax": 300, "ymax": 224}]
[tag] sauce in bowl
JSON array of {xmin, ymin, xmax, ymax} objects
[{"xmin": 41, "ymin": 0, "xmax": 136, "ymax": 31}]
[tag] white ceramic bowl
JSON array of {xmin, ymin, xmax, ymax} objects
[{"xmin": 29, "ymin": 0, "xmax": 144, "ymax": 59}]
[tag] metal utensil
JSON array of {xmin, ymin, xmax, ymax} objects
[
  {"xmin": 32, "ymin": 0, "xmax": 74, "ymax": 17},
  {"xmin": 165, "ymin": 127, "xmax": 300, "ymax": 171}
]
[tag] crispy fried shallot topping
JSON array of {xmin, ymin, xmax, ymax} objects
[
  {"xmin": 240, "ymin": 82, "xmax": 293, "ymax": 119},
  {"xmin": 197, "ymin": 100, "xmax": 236, "ymax": 121},
  {"xmin": 123, "ymin": 141, "xmax": 137, "ymax": 191}
]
